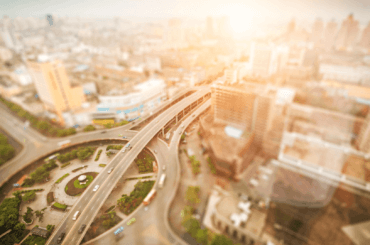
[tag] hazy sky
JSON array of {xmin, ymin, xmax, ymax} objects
[{"xmin": 1, "ymin": 0, "xmax": 370, "ymax": 25}]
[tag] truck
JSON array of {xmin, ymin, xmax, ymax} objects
[
  {"xmin": 159, "ymin": 173, "xmax": 166, "ymax": 188},
  {"xmin": 143, "ymin": 189, "xmax": 156, "ymax": 205},
  {"xmin": 165, "ymin": 132, "xmax": 171, "ymax": 141},
  {"xmin": 58, "ymin": 140, "xmax": 71, "ymax": 148}
]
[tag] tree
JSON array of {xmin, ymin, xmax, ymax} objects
[
  {"xmin": 35, "ymin": 208, "xmax": 47, "ymax": 222},
  {"xmin": 37, "ymin": 121, "xmax": 51, "ymax": 131},
  {"xmin": 22, "ymin": 190, "xmax": 36, "ymax": 203},
  {"xmin": 185, "ymin": 186, "xmax": 200, "ymax": 205},
  {"xmin": 23, "ymin": 207, "xmax": 33, "ymax": 223},
  {"xmin": 83, "ymin": 125, "xmax": 96, "ymax": 132},
  {"xmin": 0, "ymin": 197, "xmax": 21, "ymax": 230},
  {"xmin": 183, "ymin": 218, "xmax": 200, "ymax": 237},
  {"xmin": 196, "ymin": 229, "xmax": 208, "ymax": 245},
  {"xmin": 12, "ymin": 191, "xmax": 22, "ymax": 199},
  {"xmin": 210, "ymin": 234, "xmax": 234, "ymax": 245},
  {"xmin": 46, "ymin": 224, "xmax": 55, "ymax": 232}
]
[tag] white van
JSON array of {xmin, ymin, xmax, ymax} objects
[{"xmin": 73, "ymin": 211, "xmax": 80, "ymax": 221}]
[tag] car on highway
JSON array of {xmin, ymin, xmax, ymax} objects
[
  {"xmin": 108, "ymin": 168, "xmax": 114, "ymax": 174},
  {"xmin": 127, "ymin": 217, "xmax": 136, "ymax": 225},
  {"xmin": 163, "ymin": 165, "xmax": 166, "ymax": 171},
  {"xmin": 122, "ymin": 136, "xmax": 127, "ymax": 139},
  {"xmin": 144, "ymin": 207, "xmax": 149, "ymax": 211},
  {"xmin": 154, "ymin": 150, "xmax": 157, "ymax": 154},
  {"xmin": 57, "ymin": 232, "xmax": 65, "ymax": 243},
  {"xmin": 93, "ymin": 185, "xmax": 100, "ymax": 191},
  {"xmin": 78, "ymin": 224, "xmax": 86, "ymax": 234},
  {"xmin": 101, "ymin": 130, "xmax": 107, "ymax": 134}
]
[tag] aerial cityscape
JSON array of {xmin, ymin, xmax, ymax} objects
[{"xmin": 1, "ymin": 0, "xmax": 370, "ymax": 245}]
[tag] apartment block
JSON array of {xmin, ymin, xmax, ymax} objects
[{"xmin": 27, "ymin": 56, "xmax": 85, "ymax": 125}]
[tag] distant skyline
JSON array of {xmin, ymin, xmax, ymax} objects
[{"xmin": 1, "ymin": 0, "xmax": 370, "ymax": 25}]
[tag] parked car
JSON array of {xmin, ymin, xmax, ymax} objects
[
  {"xmin": 93, "ymin": 185, "xmax": 100, "ymax": 192},
  {"xmin": 57, "ymin": 233, "xmax": 65, "ymax": 243},
  {"xmin": 101, "ymin": 131, "xmax": 106, "ymax": 134},
  {"xmin": 78, "ymin": 224, "xmax": 86, "ymax": 234}
]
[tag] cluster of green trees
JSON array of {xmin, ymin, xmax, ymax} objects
[
  {"xmin": 117, "ymin": 181, "xmax": 154, "ymax": 215},
  {"xmin": 136, "ymin": 153, "xmax": 154, "ymax": 173},
  {"xmin": 103, "ymin": 120, "xmax": 129, "ymax": 129},
  {"xmin": 95, "ymin": 149, "xmax": 102, "ymax": 161},
  {"xmin": 189, "ymin": 156, "xmax": 201, "ymax": 175},
  {"xmin": 57, "ymin": 146, "xmax": 96, "ymax": 163},
  {"xmin": 0, "ymin": 133, "xmax": 15, "ymax": 166},
  {"xmin": 21, "ymin": 235, "xmax": 47, "ymax": 245},
  {"xmin": 0, "ymin": 97, "xmax": 76, "ymax": 138},
  {"xmin": 100, "ymin": 210, "xmax": 119, "ymax": 229},
  {"xmin": 22, "ymin": 160, "xmax": 58, "ymax": 187},
  {"xmin": 35, "ymin": 208, "xmax": 47, "ymax": 222},
  {"xmin": 46, "ymin": 224, "xmax": 55, "ymax": 232},
  {"xmin": 22, "ymin": 207, "xmax": 33, "ymax": 223},
  {"xmin": 185, "ymin": 186, "xmax": 201, "ymax": 205},
  {"xmin": 106, "ymin": 145, "xmax": 123, "ymax": 151},
  {"xmin": 22, "ymin": 190, "xmax": 36, "ymax": 203},
  {"xmin": 181, "ymin": 206, "xmax": 236, "ymax": 245},
  {"xmin": 181, "ymin": 134, "xmax": 186, "ymax": 140},
  {"xmin": 83, "ymin": 125, "xmax": 96, "ymax": 132},
  {"xmin": 207, "ymin": 157, "xmax": 217, "ymax": 174}
]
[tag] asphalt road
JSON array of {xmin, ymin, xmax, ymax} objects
[
  {"xmin": 46, "ymin": 88, "xmax": 210, "ymax": 245},
  {"xmin": 0, "ymin": 87, "xmax": 195, "ymax": 187},
  {"xmin": 83, "ymin": 99, "xmax": 211, "ymax": 245}
]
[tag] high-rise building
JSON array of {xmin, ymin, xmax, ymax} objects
[
  {"xmin": 360, "ymin": 22, "xmax": 370, "ymax": 50},
  {"xmin": 356, "ymin": 112, "xmax": 370, "ymax": 153},
  {"xmin": 311, "ymin": 18, "xmax": 324, "ymax": 44},
  {"xmin": 223, "ymin": 69, "xmax": 238, "ymax": 84},
  {"xmin": 335, "ymin": 14, "xmax": 360, "ymax": 50},
  {"xmin": 323, "ymin": 20, "xmax": 338, "ymax": 50},
  {"xmin": 212, "ymin": 85, "xmax": 256, "ymax": 131},
  {"xmin": 249, "ymin": 43, "xmax": 281, "ymax": 77},
  {"xmin": 27, "ymin": 56, "xmax": 85, "ymax": 125},
  {"xmin": 211, "ymin": 83, "xmax": 274, "ymax": 145}
]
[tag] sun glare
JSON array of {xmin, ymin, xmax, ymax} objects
[{"xmin": 227, "ymin": 5, "xmax": 254, "ymax": 34}]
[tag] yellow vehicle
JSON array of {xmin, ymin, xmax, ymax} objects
[{"xmin": 127, "ymin": 218, "xmax": 136, "ymax": 225}]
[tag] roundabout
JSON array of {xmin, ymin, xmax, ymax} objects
[{"xmin": 65, "ymin": 172, "xmax": 98, "ymax": 196}]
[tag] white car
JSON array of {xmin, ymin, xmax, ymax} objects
[
  {"xmin": 163, "ymin": 165, "xmax": 166, "ymax": 171},
  {"xmin": 154, "ymin": 150, "xmax": 157, "ymax": 154},
  {"xmin": 93, "ymin": 185, "xmax": 100, "ymax": 192},
  {"xmin": 108, "ymin": 168, "xmax": 113, "ymax": 174}
]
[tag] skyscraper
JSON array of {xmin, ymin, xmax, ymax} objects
[
  {"xmin": 27, "ymin": 56, "xmax": 85, "ymax": 125},
  {"xmin": 311, "ymin": 18, "xmax": 324, "ymax": 44},
  {"xmin": 360, "ymin": 22, "xmax": 370, "ymax": 50},
  {"xmin": 323, "ymin": 19, "xmax": 338, "ymax": 50},
  {"xmin": 335, "ymin": 14, "xmax": 360, "ymax": 50}
]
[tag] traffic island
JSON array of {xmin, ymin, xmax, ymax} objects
[{"xmin": 64, "ymin": 172, "xmax": 98, "ymax": 196}]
